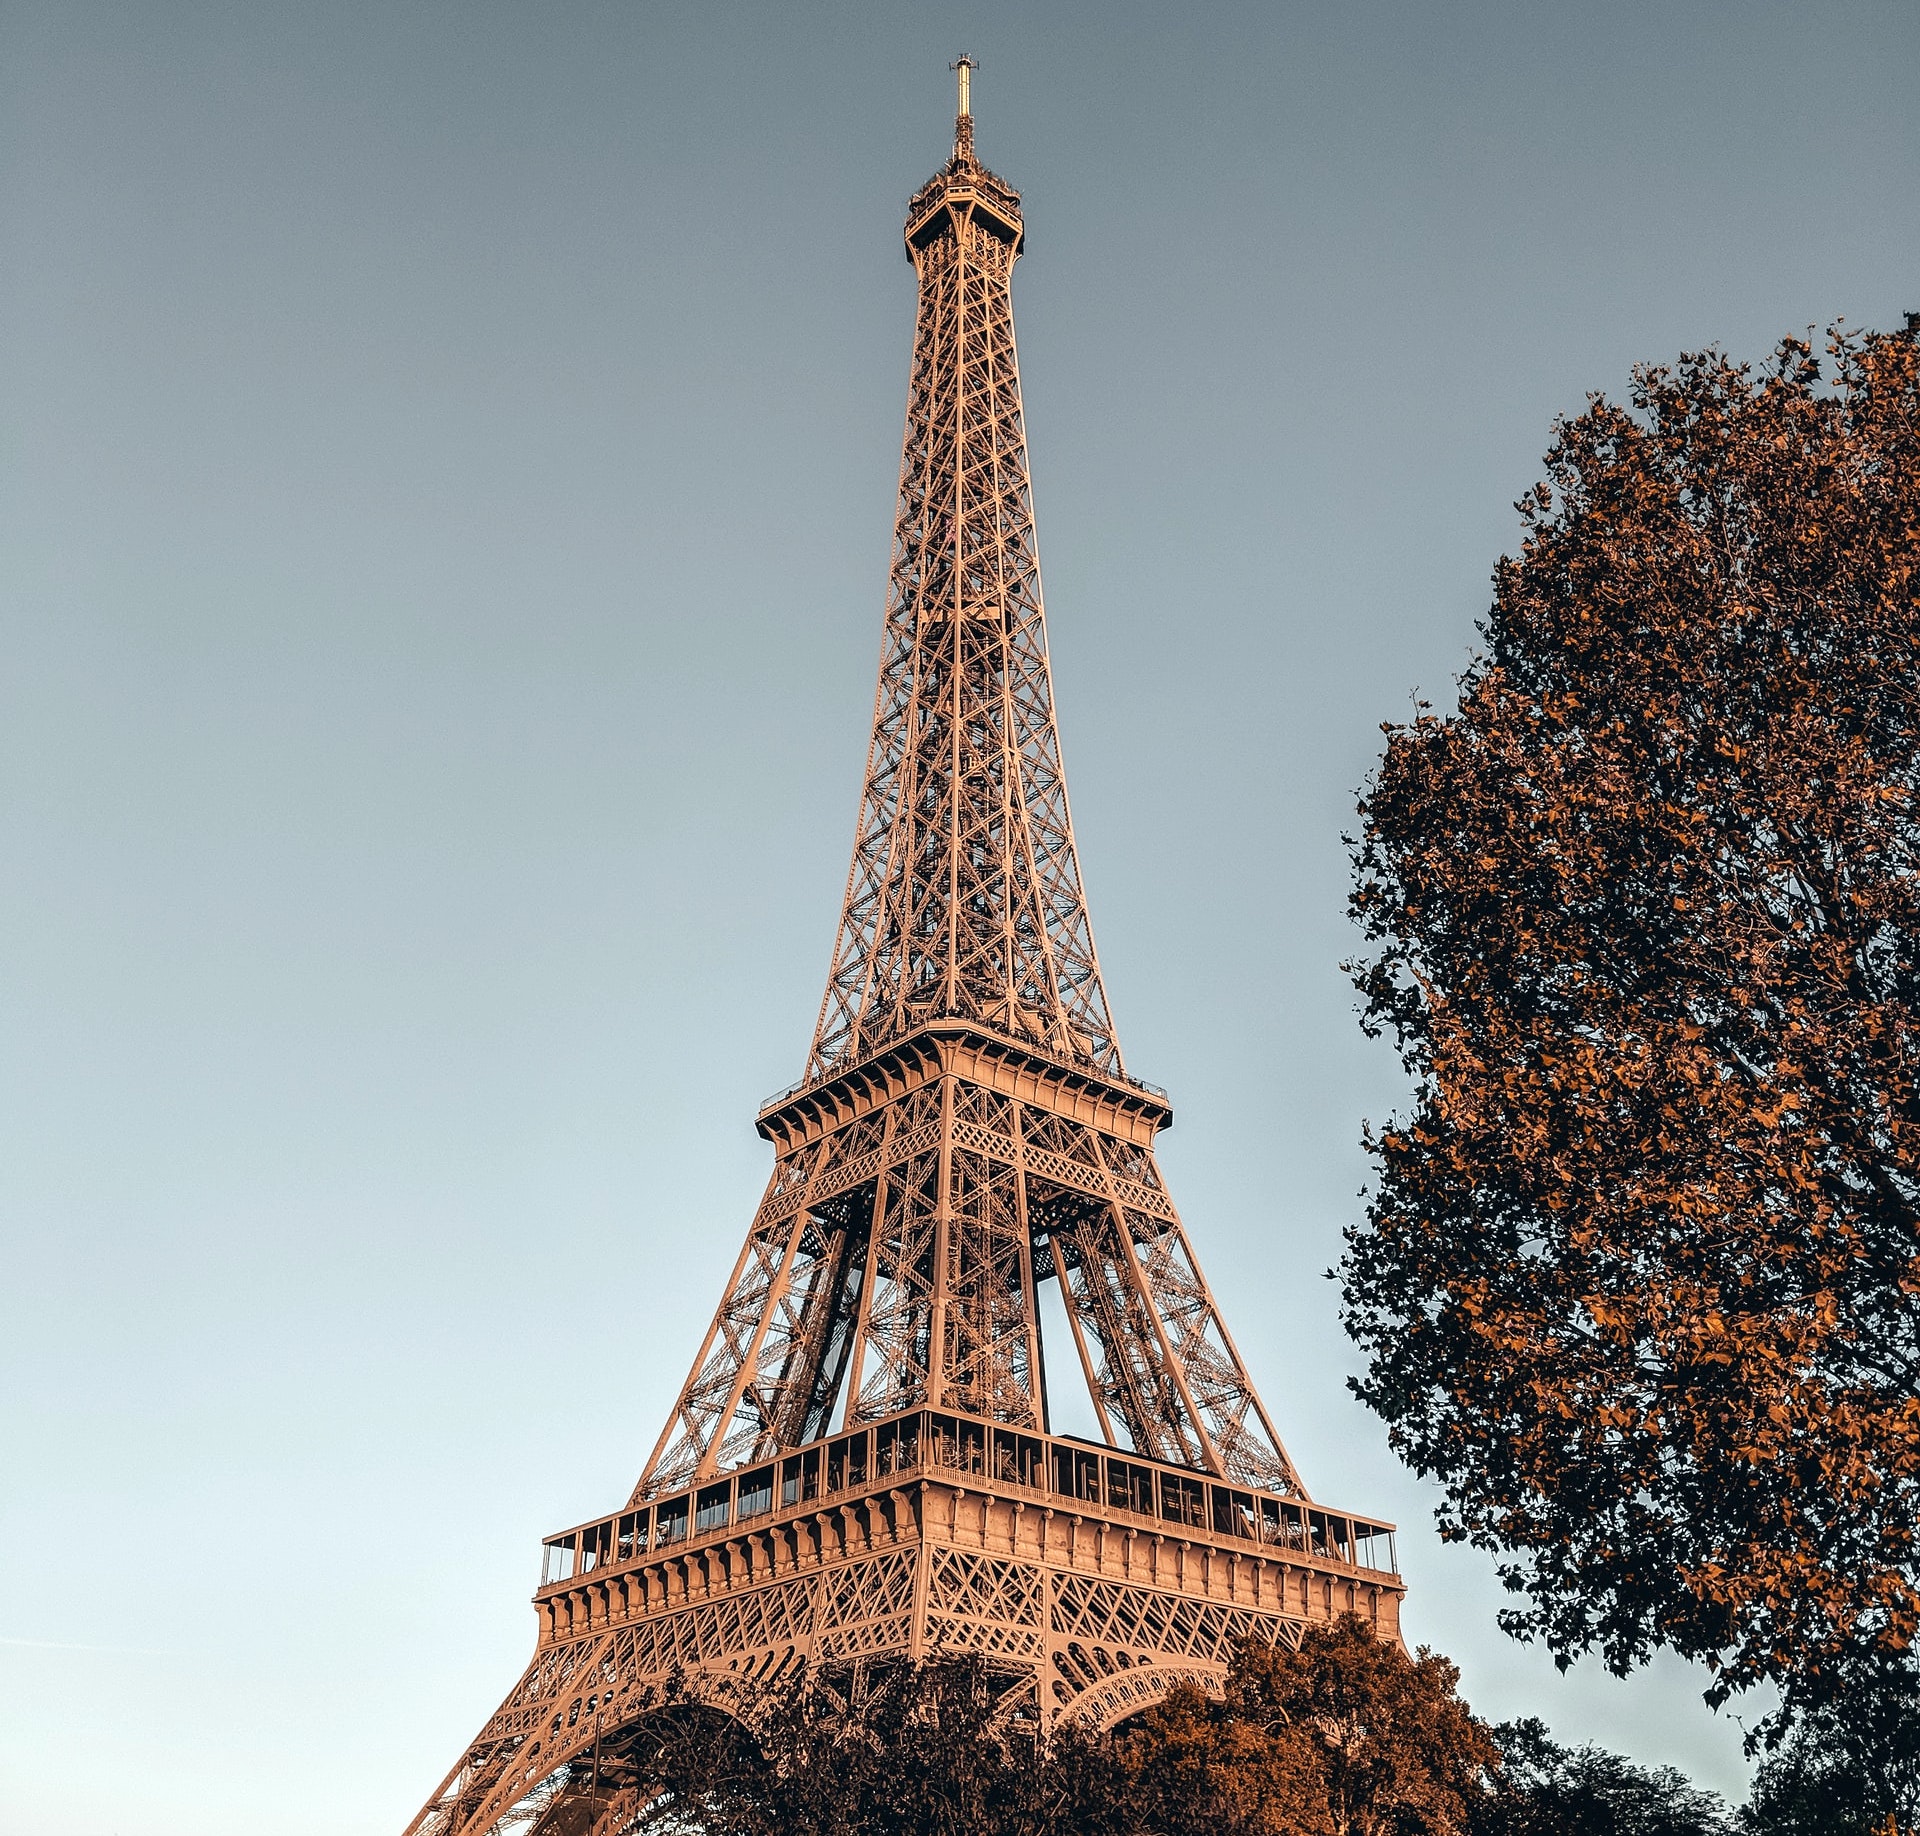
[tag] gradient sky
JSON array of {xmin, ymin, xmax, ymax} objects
[{"xmin": 3, "ymin": 4, "xmax": 1916, "ymax": 1831}]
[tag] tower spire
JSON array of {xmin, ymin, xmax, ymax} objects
[
  {"xmin": 808, "ymin": 81, "xmax": 1107, "ymax": 1084},
  {"xmin": 951, "ymin": 52, "xmax": 975, "ymax": 160}
]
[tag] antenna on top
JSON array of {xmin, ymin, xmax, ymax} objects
[
  {"xmin": 951, "ymin": 53, "xmax": 975, "ymax": 118},
  {"xmin": 949, "ymin": 53, "xmax": 977, "ymax": 159}
]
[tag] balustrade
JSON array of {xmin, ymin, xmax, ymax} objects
[{"xmin": 537, "ymin": 1403, "xmax": 1396, "ymax": 1590}]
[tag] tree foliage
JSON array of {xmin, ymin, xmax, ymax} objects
[
  {"xmin": 608, "ymin": 1656, "xmax": 1128, "ymax": 1836},
  {"xmin": 1344, "ymin": 323, "xmax": 1920, "ymax": 1721},
  {"xmin": 580, "ymin": 1622, "xmax": 1497, "ymax": 1836},
  {"xmin": 1475, "ymin": 1717, "xmax": 1732, "ymax": 1836},
  {"xmin": 1742, "ymin": 1648, "xmax": 1920, "ymax": 1835},
  {"xmin": 538, "ymin": 1627, "xmax": 1772, "ymax": 1835},
  {"xmin": 1126, "ymin": 1615, "xmax": 1496, "ymax": 1835}
]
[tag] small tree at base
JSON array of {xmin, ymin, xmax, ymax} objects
[{"xmin": 1124, "ymin": 1615, "xmax": 1498, "ymax": 1836}]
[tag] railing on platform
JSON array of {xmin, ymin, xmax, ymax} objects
[
  {"xmin": 539, "ymin": 1405, "xmax": 1397, "ymax": 1588},
  {"xmin": 756, "ymin": 1024, "xmax": 1170, "ymax": 1117}
]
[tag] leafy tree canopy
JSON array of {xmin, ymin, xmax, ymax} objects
[
  {"xmin": 608, "ymin": 1656, "xmax": 1127, "ymax": 1836},
  {"xmin": 552, "ymin": 1627, "xmax": 1755, "ymax": 1835},
  {"xmin": 1344, "ymin": 324, "xmax": 1920, "ymax": 1726},
  {"xmin": 1475, "ymin": 1717, "xmax": 1732, "ymax": 1836},
  {"xmin": 1125, "ymin": 1615, "xmax": 1497, "ymax": 1835},
  {"xmin": 1742, "ymin": 1648, "xmax": 1920, "ymax": 1835},
  {"xmin": 580, "ymin": 1623, "xmax": 1495, "ymax": 1836}
]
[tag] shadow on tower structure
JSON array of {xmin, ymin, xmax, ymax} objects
[{"xmin": 403, "ymin": 66, "xmax": 1405, "ymax": 1836}]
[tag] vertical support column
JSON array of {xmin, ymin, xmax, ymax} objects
[
  {"xmin": 841, "ymin": 1099, "xmax": 899, "ymax": 1421},
  {"xmin": 908, "ymin": 1486, "xmax": 935, "ymax": 1662},
  {"xmin": 927, "ymin": 1073, "xmax": 955, "ymax": 1408},
  {"xmin": 1010, "ymin": 1100, "xmax": 1049, "ymax": 1434}
]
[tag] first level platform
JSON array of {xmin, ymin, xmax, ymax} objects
[{"xmin": 403, "ymin": 1409, "xmax": 1403, "ymax": 1836}]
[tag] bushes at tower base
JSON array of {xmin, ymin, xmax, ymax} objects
[
  {"xmin": 609, "ymin": 1652, "xmax": 1132, "ymax": 1836},
  {"xmin": 1123, "ymin": 1615, "xmax": 1496, "ymax": 1833},
  {"xmin": 594, "ymin": 1616, "xmax": 1765, "ymax": 1834}
]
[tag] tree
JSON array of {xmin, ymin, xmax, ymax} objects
[
  {"xmin": 600, "ymin": 1656, "xmax": 1133, "ymax": 1836},
  {"xmin": 1123, "ymin": 1614, "xmax": 1498, "ymax": 1835},
  {"xmin": 574, "ymin": 1623, "xmax": 1491, "ymax": 1836},
  {"xmin": 543, "ymin": 1633, "xmax": 1753, "ymax": 1836},
  {"xmin": 1342, "ymin": 322, "xmax": 1920, "ymax": 1728},
  {"xmin": 1474, "ymin": 1717, "xmax": 1732, "ymax": 1836},
  {"xmin": 1741, "ymin": 1648, "xmax": 1920, "ymax": 1834}
]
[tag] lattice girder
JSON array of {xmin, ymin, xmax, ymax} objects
[
  {"xmin": 637, "ymin": 1039, "xmax": 1300, "ymax": 1497},
  {"xmin": 810, "ymin": 128, "xmax": 1115, "ymax": 1082},
  {"xmin": 628, "ymin": 112, "xmax": 1306, "ymax": 1499}
]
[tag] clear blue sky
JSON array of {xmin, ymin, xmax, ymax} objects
[{"xmin": 3, "ymin": 3, "xmax": 1915, "ymax": 1830}]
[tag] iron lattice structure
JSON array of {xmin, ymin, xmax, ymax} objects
[{"xmin": 404, "ymin": 81, "xmax": 1404, "ymax": 1836}]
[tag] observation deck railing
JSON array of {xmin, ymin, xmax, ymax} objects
[
  {"xmin": 758, "ymin": 1030, "xmax": 1169, "ymax": 1117},
  {"xmin": 538, "ymin": 1404, "xmax": 1397, "ymax": 1592}
]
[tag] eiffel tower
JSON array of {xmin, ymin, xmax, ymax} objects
[{"xmin": 405, "ymin": 63, "xmax": 1404, "ymax": 1836}]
